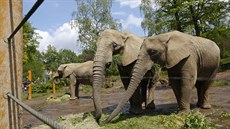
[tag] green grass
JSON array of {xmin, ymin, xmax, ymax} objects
[
  {"xmin": 100, "ymin": 112, "xmax": 216, "ymax": 129},
  {"xmin": 211, "ymin": 80, "xmax": 229, "ymax": 87},
  {"xmin": 80, "ymin": 85, "xmax": 92, "ymax": 93}
]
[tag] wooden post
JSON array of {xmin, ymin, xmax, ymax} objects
[
  {"xmin": 52, "ymin": 72, "xmax": 56, "ymax": 94},
  {"xmin": 0, "ymin": 0, "xmax": 23, "ymax": 128},
  {"xmin": 28, "ymin": 70, "xmax": 32, "ymax": 100}
]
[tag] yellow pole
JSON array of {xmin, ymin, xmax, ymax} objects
[
  {"xmin": 52, "ymin": 72, "xmax": 56, "ymax": 94},
  {"xmin": 28, "ymin": 70, "xmax": 32, "ymax": 99}
]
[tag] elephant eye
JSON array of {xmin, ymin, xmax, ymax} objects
[
  {"xmin": 148, "ymin": 49, "xmax": 158, "ymax": 56},
  {"xmin": 112, "ymin": 42, "xmax": 118, "ymax": 48}
]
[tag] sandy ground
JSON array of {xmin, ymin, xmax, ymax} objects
[{"xmin": 22, "ymin": 71, "xmax": 230, "ymax": 128}]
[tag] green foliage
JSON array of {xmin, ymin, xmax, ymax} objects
[
  {"xmin": 72, "ymin": 0, "xmax": 121, "ymax": 53},
  {"xmin": 101, "ymin": 112, "xmax": 217, "ymax": 129},
  {"xmin": 77, "ymin": 49, "xmax": 94, "ymax": 61},
  {"xmin": 221, "ymin": 112, "xmax": 230, "ymax": 118},
  {"xmin": 211, "ymin": 80, "xmax": 229, "ymax": 87},
  {"xmin": 58, "ymin": 49, "xmax": 81, "ymax": 64},
  {"xmin": 140, "ymin": 0, "xmax": 230, "ymax": 36},
  {"xmin": 106, "ymin": 55, "xmax": 121, "ymax": 76},
  {"xmin": 42, "ymin": 45, "xmax": 81, "ymax": 71},
  {"xmin": 23, "ymin": 51, "xmax": 45, "ymax": 80},
  {"xmin": 42, "ymin": 45, "xmax": 60, "ymax": 71},
  {"xmin": 23, "ymin": 22, "xmax": 40, "ymax": 63},
  {"xmin": 80, "ymin": 85, "xmax": 92, "ymax": 93},
  {"xmin": 184, "ymin": 112, "xmax": 216, "ymax": 129},
  {"xmin": 32, "ymin": 82, "xmax": 62, "ymax": 94},
  {"xmin": 23, "ymin": 22, "xmax": 45, "ymax": 80}
]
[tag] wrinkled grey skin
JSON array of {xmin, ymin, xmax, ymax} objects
[
  {"xmin": 53, "ymin": 61, "xmax": 93, "ymax": 99},
  {"xmin": 93, "ymin": 29, "xmax": 159, "ymax": 123},
  {"xmin": 105, "ymin": 31, "xmax": 220, "ymax": 123}
]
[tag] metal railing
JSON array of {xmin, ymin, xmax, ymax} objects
[
  {"xmin": 6, "ymin": 0, "xmax": 66, "ymax": 128},
  {"xmin": 7, "ymin": 93, "xmax": 65, "ymax": 129}
]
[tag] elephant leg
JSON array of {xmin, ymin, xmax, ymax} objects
[
  {"xmin": 129, "ymin": 85, "xmax": 143, "ymax": 114},
  {"xmin": 180, "ymin": 77, "xmax": 193, "ymax": 112},
  {"xmin": 69, "ymin": 75, "xmax": 77, "ymax": 100},
  {"xmin": 169, "ymin": 58, "xmax": 197, "ymax": 112},
  {"xmin": 195, "ymin": 81, "xmax": 211, "ymax": 109},
  {"xmin": 75, "ymin": 82, "xmax": 80, "ymax": 99},
  {"xmin": 118, "ymin": 64, "xmax": 142, "ymax": 114},
  {"xmin": 146, "ymin": 81, "xmax": 156, "ymax": 109},
  {"xmin": 168, "ymin": 70, "xmax": 181, "ymax": 106}
]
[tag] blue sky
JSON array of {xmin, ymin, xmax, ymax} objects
[{"xmin": 23, "ymin": 0, "xmax": 145, "ymax": 54}]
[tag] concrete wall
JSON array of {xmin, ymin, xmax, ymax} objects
[{"xmin": 0, "ymin": 0, "xmax": 23, "ymax": 128}]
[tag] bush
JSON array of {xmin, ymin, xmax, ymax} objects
[
  {"xmin": 32, "ymin": 81, "xmax": 62, "ymax": 94},
  {"xmin": 184, "ymin": 112, "xmax": 216, "ymax": 129}
]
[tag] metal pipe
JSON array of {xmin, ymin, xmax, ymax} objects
[
  {"xmin": 7, "ymin": 93, "xmax": 65, "ymax": 129},
  {"xmin": 7, "ymin": 0, "xmax": 44, "ymax": 41}
]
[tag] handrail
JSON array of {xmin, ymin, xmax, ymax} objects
[
  {"xmin": 8, "ymin": 0, "xmax": 44, "ymax": 41},
  {"xmin": 7, "ymin": 93, "xmax": 66, "ymax": 129}
]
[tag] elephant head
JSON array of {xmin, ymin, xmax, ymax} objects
[
  {"xmin": 53, "ymin": 64, "xmax": 73, "ymax": 84},
  {"xmin": 93, "ymin": 29, "xmax": 143, "ymax": 122},
  {"xmin": 105, "ymin": 31, "xmax": 191, "ymax": 123}
]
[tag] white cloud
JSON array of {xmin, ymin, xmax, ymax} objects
[
  {"xmin": 115, "ymin": 0, "xmax": 141, "ymax": 8},
  {"xmin": 112, "ymin": 11, "xmax": 127, "ymax": 16},
  {"xmin": 121, "ymin": 14, "xmax": 143, "ymax": 29},
  {"xmin": 35, "ymin": 22, "xmax": 81, "ymax": 54}
]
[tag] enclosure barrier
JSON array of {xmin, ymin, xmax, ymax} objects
[
  {"xmin": 2, "ymin": 0, "xmax": 67, "ymax": 128},
  {"xmin": 7, "ymin": 92, "xmax": 65, "ymax": 129}
]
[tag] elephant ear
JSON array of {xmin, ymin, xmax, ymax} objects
[
  {"xmin": 62, "ymin": 65, "xmax": 73, "ymax": 78},
  {"xmin": 121, "ymin": 32, "xmax": 143, "ymax": 66},
  {"xmin": 165, "ymin": 34, "xmax": 190, "ymax": 69}
]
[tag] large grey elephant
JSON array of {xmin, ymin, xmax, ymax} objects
[
  {"xmin": 105, "ymin": 31, "xmax": 220, "ymax": 123},
  {"xmin": 53, "ymin": 61, "xmax": 93, "ymax": 100},
  {"xmin": 93, "ymin": 29, "xmax": 159, "ymax": 122}
]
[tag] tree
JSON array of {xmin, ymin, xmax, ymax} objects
[
  {"xmin": 42, "ymin": 45, "xmax": 59, "ymax": 71},
  {"xmin": 72, "ymin": 0, "xmax": 121, "ymax": 57},
  {"xmin": 140, "ymin": 0, "xmax": 230, "ymax": 36},
  {"xmin": 23, "ymin": 51, "xmax": 45, "ymax": 80},
  {"xmin": 58, "ymin": 49, "xmax": 81, "ymax": 64},
  {"xmin": 23, "ymin": 22, "xmax": 40, "ymax": 63},
  {"xmin": 23, "ymin": 22, "xmax": 44, "ymax": 80}
]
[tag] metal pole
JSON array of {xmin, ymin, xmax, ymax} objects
[
  {"xmin": 7, "ymin": 93, "xmax": 66, "ymax": 129},
  {"xmin": 28, "ymin": 70, "xmax": 32, "ymax": 100},
  {"xmin": 52, "ymin": 72, "xmax": 56, "ymax": 94},
  {"xmin": 8, "ymin": 0, "xmax": 44, "ymax": 41}
]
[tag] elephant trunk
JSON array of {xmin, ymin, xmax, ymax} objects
[
  {"xmin": 93, "ymin": 49, "xmax": 107, "ymax": 123},
  {"xmin": 105, "ymin": 56, "xmax": 153, "ymax": 123},
  {"xmin": 53, "ymin": 77, "xmax": 60, "ymax": 84}
]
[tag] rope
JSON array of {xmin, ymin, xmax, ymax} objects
[{"xmin": 7, "ymin": 93, "xmax": 66, "ymax": 129}]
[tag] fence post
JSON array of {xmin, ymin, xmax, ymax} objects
[
  {"xmin": 52, "ymin": 72, "xmax": 56, "ymax": 94},
  {"xmin": 28, "ymin": 70, "xmax": 32, "ymax": 100}
]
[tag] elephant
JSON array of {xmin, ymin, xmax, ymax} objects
[
  {"xmin": 53, "ymin": 61, "xmax": 93, "ymax": 100},
  {"xmin": 93, "ymin": 29, "xmax": 160, "ymax": 122},
  {"xmin": 105, "ymin": 31, "xmax": 220, "ymax": 123}
]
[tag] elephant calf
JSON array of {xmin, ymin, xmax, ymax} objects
[{"xmin": 53, "ymin": 61, "xmax": 93, "ymax": 100}]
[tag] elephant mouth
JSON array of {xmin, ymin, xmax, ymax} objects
[{"xmin": 105, "ymin": 62, "xmax": 112, "ymax": 68}]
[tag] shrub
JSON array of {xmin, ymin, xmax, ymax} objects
[{"xmin": 184, "ymin": 112, "xmax": 216, "ymax": 129}]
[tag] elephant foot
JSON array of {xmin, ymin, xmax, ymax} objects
[
  {"xmin": 197, "ymin": 102, "xmax": 212, "ymax": 109},
  {"xmin": 129, "ymin": 107, "xmax": 143, "ymax": 114},
  {"xmin": 146, "ymin": 101, "xmax": 155, "ymax": 109},
  {"xmin": 178, "ymin": 108, "xmax": 190, "ymax": 114},
  {"xmin": 69, "ymin": 97, "xmax": 77, "ymax": 100}
]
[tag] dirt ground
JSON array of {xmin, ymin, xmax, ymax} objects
[{"xmin": 22, "ymin": 71, "xmax": 230, "ymax": 128}]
